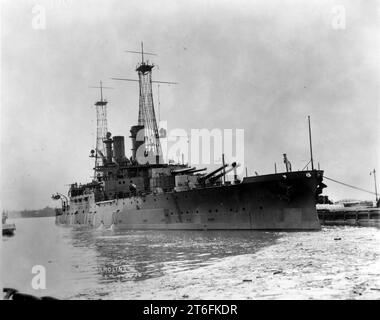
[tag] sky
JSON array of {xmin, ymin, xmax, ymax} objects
[{"xmin": 1, "ymin": 0, "xmax": 379, "ymax": 210}]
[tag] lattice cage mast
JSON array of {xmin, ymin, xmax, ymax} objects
[
  {"xmin": 136, "ymin": 61, "xmax": 162, "ymax": 163},
  {"xmin": 91, "ymin": 81, "xmax": 112, "ymax": 169}
]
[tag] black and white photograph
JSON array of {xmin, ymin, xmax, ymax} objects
[{"xmin": 1, "ymin": 0, "xmax": 379, "ymax": 306}]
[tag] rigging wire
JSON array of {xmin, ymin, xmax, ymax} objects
[
  {"xmin": 301, "ymin": 160, "xmax": 311, "ymax": 171},
  {"xmin": 324, "ymin": 176, "xmax": 376, "ymax": 195}
]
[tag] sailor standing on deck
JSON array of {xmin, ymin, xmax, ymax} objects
[
  {"xmin": 129, "ymin": 181, "xmax": 137, "ymax": 195},
  {"xmin": 283, "ymin": 154, "xmax": 292, "ymax": 172}
]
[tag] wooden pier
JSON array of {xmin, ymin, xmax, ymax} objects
[{"xmin": 317, "ymin": 207, "xmax": 380, "ymax": 227}]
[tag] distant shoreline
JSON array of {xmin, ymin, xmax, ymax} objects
[
  {"xmin": 9, "ymin": 215, "xmax": 55, "ymax": 219},
  {"xmin": 7, "ymin": 207, "xmax": 56, "ymax": 219}
]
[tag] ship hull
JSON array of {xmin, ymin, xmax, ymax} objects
[{"xmin": 56, "ymin": 170, "xmax": 323, "ymax": 230}]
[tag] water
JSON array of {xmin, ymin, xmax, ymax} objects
[{"xmin": 2, "ymin": 217, "xmax": 380, "ymax": 299}]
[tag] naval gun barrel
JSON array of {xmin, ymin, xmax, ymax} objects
[
  {"xmin": 199, "ymin": 164, "xmax": 228, "ymax": 183},
  {"xmin": 171, "ymin": 167, "xmax": 196, "ymax": 174},
  {"xmin": 187, "ymin": 168, "xmax": 207, "ymax": 174},
  {"xmin": 209, "ymin": 162, "xmax": 240, "ymax": 183}
]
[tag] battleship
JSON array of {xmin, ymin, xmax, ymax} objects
[{"xmin": 54, "ymin": 44, "xmax": 325, "ymax": 230}]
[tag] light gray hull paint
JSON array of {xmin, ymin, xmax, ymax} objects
[{"xmin": 56, "ymin": 171, "xmax": 323, "ymax": 230}]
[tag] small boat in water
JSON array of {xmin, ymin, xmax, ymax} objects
[{"xmin": 2, "ymin": 210, "xmax": 16, "ymax": 236}]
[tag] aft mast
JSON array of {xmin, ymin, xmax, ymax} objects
[{"xmin": 90, "ymin": 81, "xmax": 113, "ymax": 178}]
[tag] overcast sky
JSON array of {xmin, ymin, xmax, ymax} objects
[{"xmin": 1, "ymin": 0, "xmax": 379, "ymax": 210}]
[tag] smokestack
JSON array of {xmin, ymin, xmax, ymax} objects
[
  {"xmin": 103, "ymin": 132, "xmax": 113, "ymax": 164},
  {"xmin": 130, "ymin": 125, "xmax": 144, "ymax": 161},
  {"xmin": 113, "ymin": 136, "xmax": 126, "ymax": 163},
  {"xmin": 233, "ymin": 162, "xmax": 238, "ymax": 182}
]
